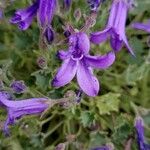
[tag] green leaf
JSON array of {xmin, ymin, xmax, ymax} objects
[
  {"xmin": 80, "ymin": 111, "xmax": 94, "ymax": 127},
  {"xmin": 96, "ymin": 93, "xmax": 121, "ymax": 115}
]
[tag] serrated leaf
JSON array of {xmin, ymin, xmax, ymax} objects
[
  {"xmin": 80, "ymin": 111, "xmax": 94, "ymax": 127},
  {"xmin": 96, "ymin": 93, "xmax": 121, "ymax": 115}
]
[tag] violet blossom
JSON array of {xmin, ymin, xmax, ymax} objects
[
  {"xmin": 10, "ymin": 80, "xmax": 27, "ymax": 94},
  {"xmin": 10, "ymin": 0, "xmax": 39, "ymax": 30},
  {"xmin": 52, "ymin": 32, "xmax": 115, "ymax": 97},
  {"xmin": 10, "ymin": 0, "xmax": 57, "ymax": 31},
  {"xmin": 132, "ymin": 20, "xmax": 150, "ymax": 33},
  {"xmin": 135, "ymin": 117, "xmax": 150, "ymax": 150},
  {"xmin": 90, "ymin": 0, "xmax": 134, "ymax": 56},
  {"xmin": 0, "ymin": 91, "xmax": 48, "ymax": 135}
]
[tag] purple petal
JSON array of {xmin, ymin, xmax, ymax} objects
[
  {"xmin": 77, "ymin": 32, "xmax": 90, "ymax": 54},
  {"xmin": 57, "ymin": 50, "xmax": 71, "ymax": 60},
  {"xmin": 135, "ymin": 117, "xmax": 145, "ymax": 150},
  {"xmin": 132, "ymin": 22, "xmax": 150, "ymax": 33},
  {"xmin": 52, "ymin": 58, "xmax": 77, "ymax": 87},
  {"xmin": 84, "ymin": 51, "xmax": 115, "ymax": 69},
  {"xmin": 90, "ymin": 28, "xmax": 111, "ymax": 44},
  {"xmin": 77, "ymin": 60, "xmax": 99, "ymax": 97},
  {"xmin": 122, "ymin": 34, "xmax": 135, "ymax": 56},
  {"xmin": 38, "ymin": 0, "xmax": 56, "ymax": 27},
  {"xmin": 110, "ymin": 34, "xmax": 123, "ymax": 52},
  {"xmin": 0, "ymin": 91, "xmax": 48, "ymax": 135},
  {"xmin": 18, "ymin": 15, "xmax": 35, "ymax": 30},
  {"xmin": 10, "ymin": 1, "xmax": 38, "ymax": 24},
  {"xmin": 69, "ymin": 32, "xmax": 90, "ymax": 54}
]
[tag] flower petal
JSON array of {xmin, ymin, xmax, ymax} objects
[
  {"xmin": 84, "ymin": 51, "xmax": 115, "ymax": 69},
  {"xmin": 122, "ymin": 35, "xmax": 135, "ymax": 56},
  {"xmin": 90, "ymin": 28, "xmax": 111, "ymax": 44},
  {"xmin": 56, "ymin": 50, "xmax": 71, "ymax": 60},
  {"xmin": 132, "ymin": 22, "xmax": 150, "ymax": 33},
  {"xmin": 110, "ymin": 35, "xmax": 123, "ymax": 52},
  {"xmin": 77, "ymin": 60, "xmax": 99, "ymax": 97},
  {"xmin": 52, "ymin": 58, "xmax": 77, "ymax": 87}
]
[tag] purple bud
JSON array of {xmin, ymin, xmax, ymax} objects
[
  {"xmin": 64, "ymin": 30, "xmax": 71, "ymax": 37},
  {"xmin": 10, "ymin": 80, "xmax": 27, "ymax": 94},
  {"xmin": 44, "ymin": 26, "xmax": 55, "ymax": 44}
]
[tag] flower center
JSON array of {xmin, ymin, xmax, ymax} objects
[{"xmin": 71, "ymin": 50, "xmax": 83, "ymax": 60}]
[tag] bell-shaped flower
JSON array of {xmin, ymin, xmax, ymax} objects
[
  {"xmin": 135, "ymin": 117, "xmax": 150, "ymax": 150},
  {"xmin": 38, "ymin": 0, "xmax": 57, "ymax": 28},
  {"xmin": 90, "ymin": 0, "xmax": 134, "ymax": 55},
  {"xmin": 10, "ymin": 0, "xmax": 39, "ymax": 30},
  {"xmin": 132, "ymin": 20, "xmax": 150, "ymax": 33},
  {"xmin": 52, "ymin": 32, "xmax": 115, "ymax": 97},
  {"xmin": 0, "ymin": 91, "xmax": 48, "ymax": 135}
]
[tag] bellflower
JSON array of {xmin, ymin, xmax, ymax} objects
[
  {"xmin": 38, "ymin": 0, "xmax": 57, "ymax": 28},
  {"xmin": 90, "ymin": 0, "xmax": 134, "ymax": 55},
  {"xmin": 10, "ymin": 0, "xmax": 39, "ymax": 30},
  {"xmin": 52, "ymin": 32, "xmax": 115, "ymax": 97},
  {"xmin": 0, "ymin": 91, "xmax": 48, "ymax": 135},
  {"xmin": 135, "ymin": 117, "xmax": 150, "ymax": 150},
  {"xmin": 132, "ymin": 20, "xmax": 150, "ymax": 33}
]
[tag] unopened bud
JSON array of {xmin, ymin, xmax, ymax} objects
[{"xmin": 44, "ymin": 26, "xmax": 54, "ymax": 44}]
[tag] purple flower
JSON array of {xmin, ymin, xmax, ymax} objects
[
  {"xmin": 0, "ymin": 91, "xmax": 48, "ymax": 135},
  {"xmin": 52, "ymin": 32, "xmax": 115, "ymax": 97},
  {"xmin": 10, "ymin": 0, "xmax": 39, "ymax": 30},
  {"xmin": 90, "ymin": 0, "xmax": 134, "ymax": 56},
  {"xmin": 63, "ymin": 0, "xmax": 72, "ymax": 10},
  {"xmin": 135, "ymin": 117, "xmax": 150, "ymax": 150},
  {"xmin": 132, "ymin": 20, "xmax": 150, "ymax": 33},
  {"xmin": 38, "ymin": 0, "xmax": 57, "ymax": 28},
  {"xmin": 10, "ymin": 80, "xmax": 27, "ymax": 94},
  {"xmin": 87, "ymin": 0, "xmax": 103, "ymax": 11}
]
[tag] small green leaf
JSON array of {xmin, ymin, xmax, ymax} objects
[
  {"xmin": 80, "ymin": 111, "xmax": 94, "ymax": 127},
  {"xmin": 96, "ymin": 93, "xmax": 121, "ymax": 115}
]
